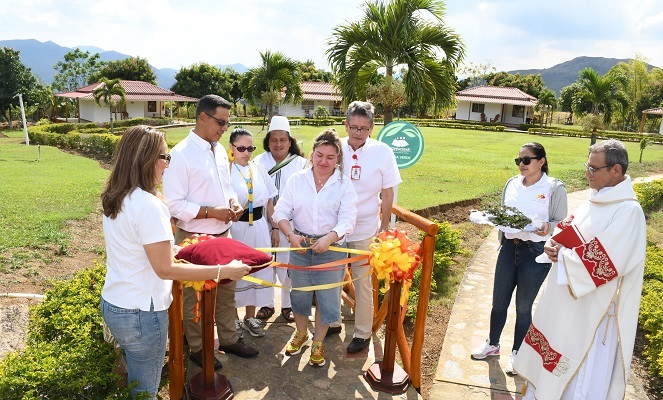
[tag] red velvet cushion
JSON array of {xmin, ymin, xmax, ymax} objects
[{"xmin": 175, "ymin": 237, "xmax": 272, "ymax": 284}]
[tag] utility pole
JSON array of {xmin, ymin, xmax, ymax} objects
[{"xmin": 13, "ymin": 93, "xmax": 29, "ymax": 146}]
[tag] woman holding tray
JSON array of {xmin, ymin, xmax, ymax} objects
[{"xmin": 470, "ymin": 142, "xmax": 567, "ymax": 376}]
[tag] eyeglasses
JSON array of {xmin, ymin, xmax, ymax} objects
[
  {"xmin": 232, "ymin": 144, "xmax": 257, "ymax": 153},
  {"xmin": 348, "ymin": 126, "xmax": 371, "ymax": 134},
  {"xmin": 514, "ymin": 156, "xmax": 542, "ymax": 166},
  {"xmin": 584, "ymin": 163, "xmax": 613, "ymax": 176},
  {"xmin": 204, "ymin": 112, "xmax": 231, "ymax": 128},
  {"xmin": 158, "ymin": 153, "xmax": 171, "ymax": 163}
]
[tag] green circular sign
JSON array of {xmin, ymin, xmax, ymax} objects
[{"xmin": 376, "ymin": 121, "xmax": 424, "ymax": 169}]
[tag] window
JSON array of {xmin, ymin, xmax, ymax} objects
[
  {"xmin": 512, "ymin": 105, "xmax": 525, "ymax": 118},
  {"xmin": 471, "ymin": 103, "xmax": 485, "ymax": 113},
  {"xmin": 301, "ymin": 100, "xmax": 314, "ymax": 110},
  {"xmin": 148, "ymin": 101, "xmax": 157, "ymax": 112}
]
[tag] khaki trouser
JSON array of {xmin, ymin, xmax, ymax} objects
[
  {"xmin": 175, "ymin": 228, "xmax": 238, "ymax": 352},
  {"xmin": 330, "ymin": 235, "xmax": 375, "ymax": 339}
]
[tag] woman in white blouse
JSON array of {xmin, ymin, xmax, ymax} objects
[
  {"xmin": 273, "ymin": 128, "xmax": 358, "ymax": 368},
  {"xmin": 228, "ymin": 127, "xmax": 278, "ymax": 338}
]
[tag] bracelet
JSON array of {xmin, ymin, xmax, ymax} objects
[
  {"xmin": 286, "ymin": 231, "xmax": 294, "ymax": 242},
  {"xmin": 205, "ymin": 206, "xmax": 208, "ymax": 219},
  {"xmin": 214, "ymin": 264, "xmax": 221, "ymax": 283}
]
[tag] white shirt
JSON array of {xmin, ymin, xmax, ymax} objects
[
  {"xmin": 273, "ymin": 168, "xmax": 358, "ymax": 238},
  {"xmin": 101, "ymin": 189, "xmax": 174, "ymax": 311},
  {"xmin": 163, "ymin": 130, "xmax": 236, "ymax": 234},
  {"xmin": 341, "ymin": 137, "xmax": 402, "ymax": 241},
  {"xmin": 502, "ymin": 173, "xmax": 552, "ymax": 242},
  {"xmin": 253, "ymin": 152, "xmax": 308, "ymax": 206},
  {"xmin": 230, "ymin": 162, "xmax": 278, "ymax": 209}
]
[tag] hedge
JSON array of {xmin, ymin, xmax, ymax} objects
[
  {"xmin": 0, "ymin": 264, "xmax": 136, "ymax": 399},
  {"xmin": 635, "ymin": 180, "xmax": 663, "ymax": 380},
  {"xmin": 527, "ymin": 126, "xmax": 663, "ymax": 144}
]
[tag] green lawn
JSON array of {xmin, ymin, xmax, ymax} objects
[
  {"xmin": 162, "ymin": 124, "xmax": 663, "ymax": 210},
  {"xmin": 0, "ymin": 131, "xmax": 109, "ymax": 270}
]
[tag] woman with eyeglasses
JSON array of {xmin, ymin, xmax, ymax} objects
[
  {"xmin": 101, "ymin": 125, "xmax": 250, "ymax": 399},
  {"xmin": 228, "ymin": 127, "xmax": 278, "ymax": 338},
  {"xmin": 471, "ymin": 142, "xmax": 568, "ymax": 376}
]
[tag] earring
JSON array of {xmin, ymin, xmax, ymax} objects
[{"xmin": 227, "ymin": 149, "xmax": 235, "ymax": 162}]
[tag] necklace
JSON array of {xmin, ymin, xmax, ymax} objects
[{"xmin": 234, "ymin": 163, "xmax": 254, "ymax": 225}]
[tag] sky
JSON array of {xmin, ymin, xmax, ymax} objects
[{"xmin": 1, "ymin": 0, "xmax": 662, "ymax": 73}]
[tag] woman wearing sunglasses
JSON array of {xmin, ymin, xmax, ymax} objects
[
  {"xmin": 471, "ymin": 142, "xmax": 568, "ymax": 376},
  {"xmin": 228, "ymin": 127, "xmax": 278, "ymax": 338},
  {"xmin": 101, "ymin": 125, "xmax": 250, "ymax": 398}
]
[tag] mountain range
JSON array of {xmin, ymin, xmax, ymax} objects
[
  {"xmin": 0, "ymin": 39, "xmax": 248, "ymax": 90},
  {"xmin": 2, "ymin": 39, "xmax": 660, "ymax": 95}
]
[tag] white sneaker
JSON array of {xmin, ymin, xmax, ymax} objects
[
  {"xmin": 505, "ymin": 350, "xmax": 518, "ymax": 376},
  {"xmin": 242, "ymin": 317, "xmax": 266, "ymax": 337},
  {"xmin": 235, "ymin": 319, "xmax": 244, "ymax": 339},
  {"xmin": 471, "ymin": 339, "xmax": 500, "ymax": 360}
]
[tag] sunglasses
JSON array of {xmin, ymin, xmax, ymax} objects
[
  {"xmin": 204, "ymin": 112, "xmax": 231, "ymax": 127},
  {"xmin": 233, "ymin": 144, "xmax": 257, "ymax": 153},
  {"xmin": 158, "ymin": 153, "xmax": 171, "ymax": 162},
  {"xmin": 514, "ymin": 156, "xmax": 542, "ymax": 166}
]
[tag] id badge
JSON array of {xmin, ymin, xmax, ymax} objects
[{"xmin": 350, "ymin": 165, "xmax": 361, "ymax": 180}]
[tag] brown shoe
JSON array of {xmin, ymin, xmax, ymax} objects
[
  {"xmin": 218, "ymin": 337, "xmax": 259, "ymax": 358},
  {"xmin": 189, "ymin": 350, "xmax": 222, "ymax": 370}
]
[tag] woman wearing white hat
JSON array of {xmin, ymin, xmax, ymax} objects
[{"xmin": 253, "ymin": 116, "xmax": 308, "ymax": 322}]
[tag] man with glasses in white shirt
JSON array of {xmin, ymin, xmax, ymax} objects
[
  {"xmin": 163, "ymin": 95, "xmax": 259, "ymax": 371},
  {"xmin": 329, "ymin": 101, "xmax": 402, "ymax": 354}
]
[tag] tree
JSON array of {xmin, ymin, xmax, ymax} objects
[
  {"xmin": 241, "ymin": 50, "xmax": 303, "ymax": 118},
  {"xmin": 535, "ymin": 89, "xmax": 557, "ymax": 133},
  {"xmin": 0, "ymin": 47, "xmax": 40, "ymax": 128},
  {"xmin": 297, "ymin": 60, "xmax": 333, "ymax": 82},
  {"xmin": 171, "ymin": 63, "xmax": 238, "ymax": 102},
  {"xmin": 577, "ymin": 67, "xmax": 629, "ymax": 144},
  {"xmin": 485, "ymin": 71, "xmax": 545, "ymax": 98},
  {"xmin": 458, "ymin": 61, "xmax": 496, "ymax": 89},
  {"xmin": 93, "ymin": 78, "xmax": 126, "ymax": 133},
  {"xmin": 327, "ymin": 0, "xmax": 464, "ymax": 124},
  {"xmin": 89, "ymin": 56, "xmax": 157, "ymax": 84},
  {"xmin": 607, "ymin": 56, "xmax": 650, "ymax": 131},
  {"xmin": 53, "ymin": 49, "xmax": 104, "ymax": 92}
]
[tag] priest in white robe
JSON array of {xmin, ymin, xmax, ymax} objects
[{"xmin": 514, "ymin": 139, "xmax": 647, "ymax": 400}]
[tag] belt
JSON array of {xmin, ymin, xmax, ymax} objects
[
  {"xmin": 238, "ymin": 206, "xmax": 263, "ymax": 222},
  {"xmin": 295, "ymin": 230, "xmax": 343, "ymax": 246},
  {"xmin": 507, "ymin": 238, "xmax": 530, "ymax": 245}
]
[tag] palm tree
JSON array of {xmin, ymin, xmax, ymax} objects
[
  {"xmin": 577, "ymin": 68, "xmax": 628, "ymax": 144},
  {"xmin": 92, "ymin": 78, "xmax": 126, "ymax": 133},
  {"xmin": 535, "ymin": 89, "xmax": 557, "ymax": 134},
  {"xmin": 240, "ymin": 51, "xmax": 303, "ymax": 120},
  {"xmin": 327, "ymin": 0, "xmax": 464, "ymax": 124}
]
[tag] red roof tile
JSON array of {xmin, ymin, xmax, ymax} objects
[
  {"xmin": 55, "ymin": 80, "xmax": 198, "ymax": 102},
  {"xmin": 643, "ymin": 107, "xmax": 663, "ymax": 115},
  {"xmin": 301, "ymin": 81, "xmax": 342, "ymax": 101},
  {"xmin": 456, "ymin": 85, "xmax": 537, "ymax": 106}
]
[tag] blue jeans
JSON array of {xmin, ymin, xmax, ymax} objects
[
  {"xmin": 289, "ymin": 242, "xmax": 347, "ymax": 325},
  {"xmin": 489, "ymin": 238, "xmax": 551, "ymax": 351},
  {"xmin": 101, "ymin": 297, "xmax": 168, "ymax": 399}
]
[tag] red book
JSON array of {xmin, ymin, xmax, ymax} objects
[{"xmin": 551, "ymin": 224, "xmax": 585, "ymax": 249}]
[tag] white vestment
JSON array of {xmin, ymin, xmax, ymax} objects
[{"xmin": 514, "ymin": 176, "xmax": 646, "ymax": 400}]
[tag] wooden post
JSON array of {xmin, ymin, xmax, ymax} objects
[
  {"xmin": 168, "ymin": 281, "xmax": 185, "ymax": 399},
  {"xmin": 186, "ymin": 287, "xmax": 234, "ymax": 400},
  {"xmin": 364, "ymin": 280, "xmax": 410, "ymax": 394}
]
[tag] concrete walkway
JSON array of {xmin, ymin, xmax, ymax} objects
[{"xmin": 429, "ymin": 174, "xmax": 663, "ymax": 399}]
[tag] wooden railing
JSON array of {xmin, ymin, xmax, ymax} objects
[
  {"xmin": 365, "ymin": 204, "xmax": 438, "ymax": 390},
  {"xmin": 168, "ymin": 204, "xmax": 438, "ymax": 397}
]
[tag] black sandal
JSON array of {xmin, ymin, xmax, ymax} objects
[
  {"xmin": 256, "ymin": 306, "xmax": 275, "ymax": 320},
  {"xmin": 281, "ymin": 308, "xmax": 295, "ymax": 322}
]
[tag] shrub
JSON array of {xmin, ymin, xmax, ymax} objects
[
  {"xmin": 0, "ymin": 264, "xmax": 134, "ymax": 399},
  {"xmin": 406, "ymin": 220, "xmax": 463, "ymax": 316},
  {"xmin": 639, "ymin": 243, "xmax": 663, "ymax": 378},
  {"xmin": 634, "ymin": 179, "xmax": 663, "ymax": 215}
]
